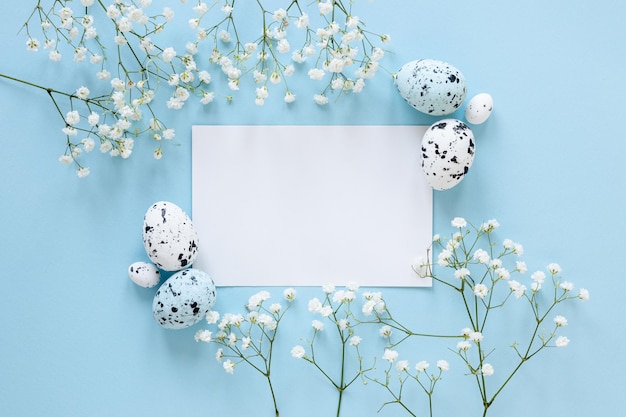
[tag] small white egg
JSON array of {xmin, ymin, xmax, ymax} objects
[
  {"xmin": 465, "ymin": 93, "xmax": 493, "ymax": 125},
  {"xmin": 128, "ymin": 261, "xmax": 161, "ymax": 288}
]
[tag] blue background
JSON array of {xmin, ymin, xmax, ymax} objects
[{"xmin": 1, "ymin": 1, "xmax": 623, "ymax": 416}]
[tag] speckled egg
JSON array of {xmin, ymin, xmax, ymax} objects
[
  {"xmin": 142, "ymin": 201, "xmax": 199, "ymax": 272},
  {"xmin": 465, "ymin": 93, "xmax": 493, "ymax": 125},
  {"xmin": 421, "ymin": 119, "xmax": 475, "ymax": 190},
  {"xmin": 152, "ymin": 268, "xmax": 216, "ymax": 330},
  {"xmin": 395, "ymin": 59, "xmax": 467, "ymax": 116},
  {"xmin": 128, "ymin": 261, "xmax": 161, "ymax": 288}
]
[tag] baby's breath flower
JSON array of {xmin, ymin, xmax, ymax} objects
[
  {"xmin": 291, "ymin": 345, "xmax": 305, "ymax": 359},
  {"xmin": 481, "ymin": 363, "xmax": 494, "ymax": 376},
  {"xmin": 555, "ymin": 336, "xmax": 570, "ymax": 347},
  {"xmin": 436, "ymin": 360, "xmax": 450, "ymax": 371},
  {"xmin": 382, "ymin": 349, "xmax": 398, "ymax": 363}
]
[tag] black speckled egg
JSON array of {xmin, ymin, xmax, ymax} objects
[
  {"xmin": 142, "ymin": 201, "xmax": 199, "ymax": 272},
  {"xmin": 421, "ymin": 119, "xmax": 475, "ymax": 190}
]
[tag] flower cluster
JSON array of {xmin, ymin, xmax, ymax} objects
[
  {"xmin": 193, "ymin": 218, "xmax": 588, "ymax": 417},
  {"xmin": 6, "ymin": 0, "xmax": 390, "ymax": 177},
  {"xmin": 195, "ymin": 288, "xmax": 296, "ymax": 417},
  {"xmin": 291, "ymin": 282, "xmax": 375, "ymax": 417}
]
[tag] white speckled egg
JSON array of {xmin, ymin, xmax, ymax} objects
[
  {"xmin": 142, "ymin": 201, "xmax": 199, "ymax": 272},
  {"xmin": 128, "ymin": 261, "xmax": 161, "ymax": 288},
  {"xmin": 395, "ymin": 59, "xmax": 467, "ymax": 116},
  {"xmin": 421, "ymin": 119, "xmax": 475, "ymax": 190},
  {"xmin": 465, "ymin": 93, "xmax": 493, "ymax": 125},
  {"xmin": 152, "ymin": 268, "xmax": 216, "ymax": 330}
]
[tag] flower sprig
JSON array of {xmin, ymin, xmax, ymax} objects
[
  {"xmin": 291, "ymin": 283, "xmax": 375, "ymax": 417},
  {"xmin": 411, "ymin": 217, "xmax": 589, "ymax": 417},
  {"xmin": 195, "ymin": 288, "xmax": 297, "ymax": 417},
  {"xmin": 367, "ymin": 354, "xmax": 450, "ymax": 417},
  {"xmin": 3, "ymin": 0, "xmax": 391, "ymax": 177}
]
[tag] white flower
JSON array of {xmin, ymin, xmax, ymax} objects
[
  {"xmin": 437, "ymin": 249, "xmax": 452, "ymax": 267},
  {"xmin": 313, "ymin": 94, "xmax": 329, "ymax": 105},
  {"xmin": 76, "ymin": 167, "xmax": 90, "ymax": 178},
  {"xmin": 219, "ymin": 30, "xmax": 231, "ymax": 43},
  {"xmin": 223, "ymin": 359, "xmax": 235, "ymax": 374},
  {"xmin": 516, "ymin": 261, "xmax": 528, "ymax": 274},
  {"xmin": 308, "ymin": 68, "xmax": 325, "ymax": 80},
  {"xmin": 241, "ymin": 336, "xmax": 251, "ymax": 350},
  {"xmin": 415, "ymin": 361, "xmax": 429, "ymax": 372},
  {"xmin": 295, "ymin": 13, "xmax": 309, "ymax": 29},
  {"xmin": 496, "ymin": 267, "xmax": 510, "ymax": 280},
  {"xmin": 318, "ymin": 0, "xmax": 333, "ymax": 15},
  {"xmin": 200, "ymin": 92, "xmax": 214, "ymax": 105},
  {"xmin": 312, "ymin": 320, "xmax": 324, "ymax": 331},
  {"xmin": 322, "ymin": 284, "xmax": 336, "ymax": 294},
  {"xmin": 308, "ymin": 297, "xmax": 322, "ymax": 313},
  {"xmin": 396, "ymin": 360, "xmax": 409, "ymax": 372},
  {"xmin": 509, "ymin": 280, "xmax": 526, "ymax": 298},
  {"xmin": 554, "ymin": 315, "xmax": 568, "ymax": 327},
  {"xmin": 269, "ymin": 303, "xmax": 282, "ymax": 314},
  {"xmin": 436, "ymin": 360, "xmax": 450, "ymax": 371},
  {"xmin": 26, "ymin": 38, "xmax": 40, "ymax": 51},
  {"xmin": 451, "ymin": 217, "xmax": 467, "ymax": 228},
  {"xmin": 480, "ymin": 219, "xmax": 500, "ymax": 232},
  {"xmin": 291, "ymin": 345, "xmax": 306, "ymax": 359},
  {"xmin": 162, "ymin": 47, "xmax": 176, "ymax": 63},
  {"xmin": 283, "ymin": 288, "xmax": 296, "ymax": 301},
  {"xmin": 454, "ymin": 268, "xmax": 470, "ymax": 280},
  {"xmin": 468, "ymin": 331, "xmax": 483, "ymax": 343},
  {"xmin": 482, "ymin": 363, "xmax": 494, "ymax": 376},
  {"xmin": 457, "ymin": 341, "xmax": 471, "ymax": 351},
  {"xmin": 206, "ymin": 311, "xmax": 220, "ymax": 324},
  {"xmin": 473, "ymin": 284, "xmax": 489, "ymax": 299},
  {"xmin": 319, "ymin": 306, "xmax": 333, "ymax": 317},
  {"xmin": 81, "ymin": 138, "xmax": 95, "ymax": 152},
  {"xmin": 560, "ymin": 281, "xmax": 574, "ymax": 292},
  {"xmin": 578, "ymin": 288, "xmax": 590, "ymax": 301},
  {"xmin": 273, "ymin": 8, "xmax": 287, "ymax": 21},
  {"xmin": 194, "ymin": 329, "xmax": 212, "ymax": 343},
  {"xmin": 48, "ymin": 50, "xmax": 61, "ymax": 61},
  {"xmin": 64, "ymin": 111, "xmax": 80, "ymax": 126},
  {"xmin": 75, "ymin": 86, "xmax": 90, "ymax": 100},
  {"xmin": 247, "ymin": 290, "xmax": 271, "ymax": 309},
  {"xmin": 531, "ymin": 271, "xmax": 546, "ymax": 284},
  {"xmin": 163, "ymin": 7, "xmax": 175, "ymax": 21},
  {"xmin": 193, "ymin": 2, "xmax": 208, "ymax": 15},
  {"xmin": 548, "ymin": 263, "xmax": 562, "ymax": 274},
  {"xmin": 473, "ymin": 249, "xmax": 490, "ymax": 264},
  {"xmin": 284, "ymin": 91, "xmax": 296, "ymax": 103},
  {"xmin": 412, "ymin": 256, "xmax": 430, "ymax": 278},
  {"xmin": 555, "ymin": 336, "xmax": 570, "ymax": 347},
  {"xmin": 97, "ymin": 69, "xmax": 111, "ymax": 80},
  {"xmin": 59, "ymin": 155, "xmax": 73, "ymax": 165},
  {"xmin": 379, "ymin": 325, "xmax": 392, "ymax": 338},
  {"xmin": 382, "ymin": 349, "xmax": 398, "ymax": 363},
  {"xmin": 349, "ymin": 335, "xmax": 362, "ymax": 346}
]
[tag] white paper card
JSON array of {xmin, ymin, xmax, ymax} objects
[{"xmin": 192, "ymin": 125, "xmax": 432, "ymax": 287}]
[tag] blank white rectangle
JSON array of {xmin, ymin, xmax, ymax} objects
[{"xmin": 191, "ymin": 125, "xmax": 432, "ymax": 287}]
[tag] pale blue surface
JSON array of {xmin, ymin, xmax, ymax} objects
[{"xmin": 1, "ymin": 1, "xmax": 624, "ymax": 416}]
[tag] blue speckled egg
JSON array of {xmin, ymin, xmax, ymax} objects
[
  {"xmin": 142, "ymin": 201, "xmax": 199, "ymax": 272},
  {"xmin": 152, "ymin": 268, "xmax": 216, "ymax": 330},
  {"xmin": 395, "ymin": 59, "xmax": 467, "ymax": 116},
  {"xmin": 421, "ymin": 119, "xmax": 475, "ymax": 190}
]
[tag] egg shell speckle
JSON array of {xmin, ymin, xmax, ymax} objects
[
  {"xmin": 142, "ymin": 201, "xmax": 199, "ymax": 272},
  {"xmin": 421, "ymin": 119, "xmax": 475, "ymax": 190},
  {"xmin": 152, "ymin": 268, "xmax": 216, "ymax": 330},
  {"xmin": 128, "ymin": 261, "xmax": 161, "ymax": 288},
  {"xmin": 465, "ymin": 93, "xmax": 493, "ymax": 125},
  {"xmin": 395, "ymin": 59, "xmax": 467, "ymax": 116}
]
